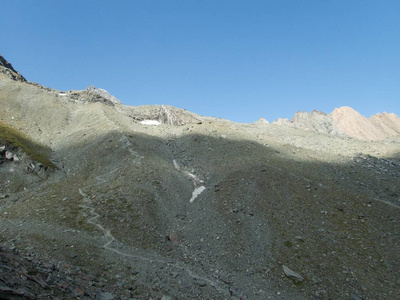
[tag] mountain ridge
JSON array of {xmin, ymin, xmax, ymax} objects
[
  {"xmin": 272, "ymin": 106, "xmax": 400, "ymax": 141},
  {"xmin": 1, "ymin": 53, "xmax": 399, "ymax": 142}
]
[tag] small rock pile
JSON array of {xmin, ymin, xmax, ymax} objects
[
  {"xmin": 0, "ymin": 145, "xmax": 20, "ymax": 164},
  {"xmin": 0, "ymin": 144, "xmax": 47, "ymax": 177}
]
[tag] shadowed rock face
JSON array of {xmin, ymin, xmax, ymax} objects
[
  {"xmin": 0, "ymin": 55, "xmax": 17, "ymax": 71},
  {"xmin": 0, "ymin": 54, "xmax": 399, "ymax": 299}
]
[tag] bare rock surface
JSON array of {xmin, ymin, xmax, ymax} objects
[
  {"xmin": 370, "ymin": 112, "xmax": 400, "ymax": 138},
  {"xmin": 292, "ymin": 110, "xmax": 340, "ymax": 135},
  {"xmin": 331, "ymin": 106, "xmax": 386, "ymax": 140},
  {"xmin": 0, "ymin": 54, "xmax": 26, "ymax": 82},
  {"xmin": 254, "ymin": 117, "xmax": 269, "ymax": 124},
  {"xmin": 273, "ymin": 106, "xmax": 400, "ymax": 141}
]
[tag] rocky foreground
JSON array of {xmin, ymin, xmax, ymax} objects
[
  {"xmin": 0, "ymin": 54, "xmax": 399, "ymax": 299},
  {"xmin": 0, "ymin": 243, "xmax": 122, "ymax": 300}
]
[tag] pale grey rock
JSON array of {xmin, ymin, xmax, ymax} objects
[
  {"xmin": 273, "ymin": 117, "xmax": 292, "ymax": 126},
  {"xmin": 282, "ymin": 265, "xmax": 304, "ymax": 282},
  {"xmin": 86, "ymin": 86, "xmax": 121, "ymax": 105},
  {"xmin": 292, "ymin": 110, "xmax": 339, "ymax": 134},
  {"xmin": 254, "ymin": 117, "xmax": 269, "ymax": 124},
  {"xmin": 5, "ymin": 151, "xmax": 13, "ymax": 160}
]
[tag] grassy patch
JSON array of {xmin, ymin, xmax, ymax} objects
[{"xmin": 0, "ymin": 121, "xmax": 56, "ymax": 168}]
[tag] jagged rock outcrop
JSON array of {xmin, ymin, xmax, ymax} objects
[
  {"xmin": 0, "ymin": 54, "xmax": 26, "ymax": 82},
  {"xmin": 272, "ymin": 110, "xmax": 341, "ymax": 135},
  {"xmin": 0, "ymin": 54, "xmax": 121, "ymax": 107},
  {"xmin": 273, "ymin": 117, "xmax": 292, "ymax": 126},
  {"xmin": 85, "ymin": 86, "xmax": 121, "ymax": 105},
  {"xmin": 64, "ymin": 86, "xmax": 121, "ymax": 106},
  {"xmin": 292, "ymin": 110, "xmax": 340, "ymax": 135}
]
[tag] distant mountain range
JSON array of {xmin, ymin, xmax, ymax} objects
[{"xmin": 273, "ymin": 106, "xmax": 400, "ymax": 141}]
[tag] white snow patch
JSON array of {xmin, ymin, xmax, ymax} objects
[
  {"xmin": 140, "ymin": 120, "xmax": 161, "ymax": 125},
  {"xmin": 189, "ymin": 186, "xmax": 206, "ymax": 203},
  {"xmin": 173, "ymin": 159, "xmax": 206, "ymax": 203},
  {"xmin": 173, "ymin": 159, "xmax": 180, "ymax": 169}
]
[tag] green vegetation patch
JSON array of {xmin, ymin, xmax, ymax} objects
[{"xmin": 0, "ymin": 121, "xmax": 56, "ymax": 168}]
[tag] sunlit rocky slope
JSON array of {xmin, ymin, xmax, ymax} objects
[
  {"xmin": 273, "ymin": 107, "xmax": 400, "ymax": 141},
  {"xmin": 1, "ymin": 54, "xmax": 399, "ymax": 299}
]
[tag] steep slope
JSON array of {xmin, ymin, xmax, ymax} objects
[
  {"xmin": 0, "ymin": 55, "xmax": 399, "ymax": 299},
  {"xmin": 331, "ymin": 106, "xmax": 387, "ymax": 140},
  {"xmin": 370, "ymin": 112, "xmax": 400, "ymax": 138}
]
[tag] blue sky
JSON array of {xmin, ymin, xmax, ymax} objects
[{"xmin": 2, "ymin": 1, "xmax": 399, "ymax": 123}]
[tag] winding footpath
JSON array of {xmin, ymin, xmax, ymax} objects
[{"xmin": 78, "ymin": 188, "xmax": 230, "ymax": 298}]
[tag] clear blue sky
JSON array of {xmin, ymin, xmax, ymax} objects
[{"xmin": 2, "ymin": 1, "xmax": 399, "ymax": 123}]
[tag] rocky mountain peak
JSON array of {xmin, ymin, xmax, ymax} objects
[
  {"xmin": 0, "ymin": 55, "xmax": 15, "ymax": 70},
  {"xmin": 0, "ymin": 54, "xmax": 26, "ymax": 82},
  {"xmin": 331, "ymin": 106, "xmax": 400, "ymax": 140},
  {"xmin": 273, "ymin": 106, "xmax": 400, "ymax": 141},
  {"xmin": 331, "ymin": 106, "xmax": 382, "ymax": 140},
  {"xmin": 369, "ymin": 111, "xmax": 400, "ymax": 137}
]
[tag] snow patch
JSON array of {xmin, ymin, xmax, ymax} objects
[
  {"xmin": 173, "ymin": 159, "xmax": 205, "ymax": 203},
  {"xmin": 189, "ymin": 186, "xmax": 206, "ymax": 203},
  {"xmin": 173, "ymin": 159, "xmax": 180, "ymax": 169},
  {"xmin": 140, "ymin": 120, "xmax": 161, "ymax": 125}
]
